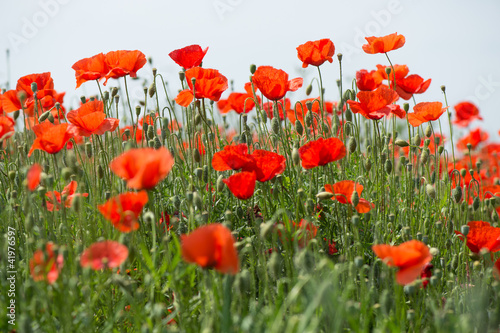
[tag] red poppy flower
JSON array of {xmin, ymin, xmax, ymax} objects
[
  {"xmin": 72, "ymin": 53, "xmax": 110, "ymax": 88},
  {"xmin": 420, "ymin": 263, "xmax": 433, "ymax": 288},
  {"xmin": 175, "ymin": 67, "xmax": 228, "ymax": 107},
  {"xmin": 295, "ymin": 98, "xmax": 335, "ymax": 115},
  {"xmin": 324, "ymin": 180, "xmax": 374, "ymax": 213},
  {"xmin": 223, "ymin": 171, "xmax": 256, "ymax": 200},
  {"xmin": 494, "ymin": 258, "xmax": 500, "ymax": 280},
  {"xmin": 67, "ymin": 100, "xmax": 119, "ymax": 137},
  {"xmin": 408, "ymin": 102, "xmax": 448, "ymax": 127},
  {"xmin": 120, "ymin": 125, "xmax": 143, "ymax": 143},
  {"xmin": 277, "ymin": 219, "xmax": 318, "ymax": 248},
  {"xmin": 26, "ymin": 163, "xmax": 42, "ymax": 191},
  {"xmin": 181, "ymin": 223, "xmax": 239, "ymax": 275},
  {"xmin": 347, "ymin": 85, "xmax": 399, "ymax": 120},
  {"xmin": 395, "ymin": 74, "xmax": 431, "ymax": 100},
  {"xmin": 80, "ymin": 241, "xmax": 129, "ymax": 270},
  {"xmin": 0, "ymin": 114, "xmax": 15, "ymax": 141},
  {"xmin": 252, "ymin": 66, "xmax": 303, "ymax": 101},
  {"xmin": 457, "ymin": 128, "xmax": 489, "ymax": 151},
  {"xmin": 356, "ymin": 69, "xmax": 384, "ymax": 91},
  {"xmin": 298, "ymin": 137, "xmax": 346, "ymax": 169},
  {"xmin": 362, "ymin": 32, "xmax": 406, "ymax": 54},
  {"xmin": 169, "ymin": 44, "xmax": 208, "ymax": 69},
  {"xmin": 109, "ymin": 147, "xmax": 174, "ymax": 190},
  {"xmin": 453, "ymin": 102, "xmax": 482, "ymax": 127},
  {"xmin": 245, "ymin": 150, "xmax": 286, "ymax": 182},
  {"xmin": 262, "ymin": 98, "xmax": 291, "ymax": 120},
  {"xmin": 454, "ymin": 221, "xmax": 500, "ymax": 254},
  {"xmin": 296, "ymin": 39, "xmax": 335, "ymax": 68},
  {"xmin": 98, "ymin": 191, "xmax": 149, "ymax": 232},
  {"xmin": 28, "ymin": 122, "xmax": 73, "ymax": 156},
  {"xmin": 327, "ymin": 239, "xmax": 338, "ymax": 255},
  {"xmin": 157, "ymin": 212, "xmax": 173, "ymax": 233},
  {"xmin": 30, "ymin": 242, "xmax": 64, "ymax": 284},
  {"xmin": 45, "ymin": 181, "xmax": 88, "ymax": 212},
  {"xmin": 376, "ymin": 64, "xmax": 409, "ymax": 80},
  {"xmin": 212, "ymin": 144, "xmax": 253, "ymax": 171},
  {"xmin": 104, "ymin": 50, "xmax": 147, "ymax": 84},
  {"xmin": 372, "ymin": 240, "xmax": 432, "ymax": 285}
]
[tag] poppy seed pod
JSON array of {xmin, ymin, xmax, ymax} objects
[
  {"xmin": 178, "ymin": 71, "xmax": 185, "ymax": 82},
  {"xmin": 135, "ymin": 105, "xmax": 141, "ymax": 117},
  {"xmin": 337, "ymin": 53, "xmax": 343, "ymax": 61},
  {"xmin": 249, "ymin": 64, "xmax": 256, "ymax": 74}
]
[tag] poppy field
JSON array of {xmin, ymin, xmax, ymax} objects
[{"xmin": 1, "ymin": 33, "xmax": 500, "ymax": 332}]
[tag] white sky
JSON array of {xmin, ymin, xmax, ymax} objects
[{"xmin": 1, "ymin": 0, "xmax": 499, "ymax": 140}]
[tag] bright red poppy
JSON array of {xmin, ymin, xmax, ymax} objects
[
  {"xmin": 298, "ymin": 137, "xmax": 346, "ymax": 169},
  {"xmin": 169, "ymin": 44, "xmax": 208, "ymax": 69},
  {"xmin": 296, "ymin": 39, "xmax": 335, "ymax": 68},
  {"xmin": 347, "ymin": 85, "xmax": 400, "ymax": 120},
  {"xmin": 30, "ymin": 242, "xmax": 64, "ymax": 284},
  {"xmin": 457, "ymin": 128, "xmax": 489, "ymax": 151},
  {"xmin": 246, "ymin": 150, "xmax": 286, "ymax": 182},
  {"xmin": 252, "ymin": 66, "xmax": 303, "ymax": 101},
  {"xmin": 454, "ymin": 221, "xmax": 500, "ymax": 254},
  {"xmin": 0, "ymin": 114, "xmax": 15, "ymax": 141},
  {"xmin": 262, "ymin": 98, "xmax": 291, "ymax": 120},
  {"xmin": 175, "ymin": 67, "xmax": 228, "ymax": 107},
  {"xmin": 98, "ymin": 191, "xmax": 149, "ymax": 232},
  {"xmin": 45, "ymin": 181, "xmax": 89, "ymax": 212},
  {"xmin": 324, "ymin": 180, "xmax": 374, "ymax": 213},
  {"xmin": 408, "ymin": 102, "xmax": 448, "ymax": 127},
  {"xmin": 362, "ymin": 32, "xmax": 406, "ymax": 54},
  {"xmin": 104, "ymin": 50, "xmax": 147, "ymax": 84},
  {"xmin": 223, "ymin": 171, "xmax": 256, "ymax": 200},
  {"xmin": 26, "ymin": 163, "xmax": 42, "ymax": 191},
  {"xmin": 453, "ymin": 102, "xmax": 482, "ymax": 127},
  {"xmin": 395, "ymin": 74, "xmax": 431, "ymax": 100},
  {"xmin": 372, "ymin": 240, "xmax": 432, "ymax": 285},
  {"xmin": 212, "ymin": 144, "xmax": 253, "ymax": 171},
  {"xmin": 28, "ymin": 122, "xmax": 73, "ymax": 156},
  {"xmin": 356, "ymin": 69, "xmax": 384, "ymax": 91},
  {"xmin": 376, "ymin": 64, "xmax": 410, "ymax": 81},
  {"xmin": 72, "ymin": 53, "xmax": 109, "ymax": 88},
  {"xmin": 420, "ymin": 263, "xmax": 433, "ymax": 288},
  {"xmin": 67, "ymin": 100, "xmax": 119, "ymax": 137},
  {"xmin": 181, "ymin": 223, "xmax": 239, "ymax": 275},
  {"xmin": 109, "ymin": 147, "xmax": 174, "ymax": 190},
  {"xmin": 80, "ymin": 241, "xmax": 129, "ymax": 270},
  {"xmin": 218, "ymin": 84, "xmax": 259, "ymax": 114}
]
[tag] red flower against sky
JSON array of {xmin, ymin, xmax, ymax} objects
[
  {"xmin": 457, "ymin": 128, "xmax": 489, "ymax": 151},
  {"xmin": 377, "ymin": 64, "xmax": 409, "ymax": 81},
  {"xmin": 175, "ymin": 67, "xmax": 228, "ymax": 107},
  {"xmin": 395, "ymin": 74, "xmax": 431, "ymax": 100},
  {"xmin": 296, "ymin": 39, "xmax": 335, "ymax": 68},
  {"xmin": 80, "ymin": 241, "xmax": 129, "ymax": 270},
  {"xmin": 454, "ymin": 221, "xmax": 500, "ymax": 254},
  {"xmin": 252, "ymin": 66, "xmax": 303, "ymax": 101},
  {"xmin": 67, "ymin": 100, "xmax": 119, "ymax": 137},
  {"xmin": 372, "ymin": 240, "xmax": 432, "ymax": 285},
  {"xmin": 0, "ymin": 114, "xmax": 15, "ymax": 141},
  {"xmin": 298, "ymin": 137, "xmax": 346, "ymax": 169},
  {"xmin": 104, "ymin": 50, "xmax": 147, "ymax": 84},
  {"xmin": 453, "ymin": 101, "xmax": 482, "ymax": 127},
  {"xmin": 347, "ymin": 85, "xmax": 400, "ymax": 120},
  {"xmin": 28, "ymin": 122, "xmax": 73, "ymax": 156},
  {"xmin": 169, "ymin": 44, "xmax": 208, "ymax": 69},
  {"xmin": 30, "ymin": 242, "xmax": 64, "ymax": 284},
  {"xmin": 181, "ymin": 223, "xmax": 239, "ymax": 275},
  {"xmin": 362, "ymin": 32, "xmax": 406, "ymax": 54},
  {"xmin": 356, "ymin": 69, "xmax": 383, "ymax": 91},
  {"xmin": 109, "ymin": 147, "xmax": 174, "ymax": 190},
  {"xmin": 26, "ymin": 163, "xmax": 42, "ymax": 191},
  {"xmin": 218, "ymin": 83, "xmax": 259, "ymax": 114},
  {"xmin": 45, "ymin": 180, "xmax": 89, "ymax": 212},
  {"xmin": 98, "ymin": 191, "xmax": 149, "ymax": 232},
  {"xmin": 408, "ymin": 102, "xmax": 448, "ymax": 127},
  {"xmin": 324, "ymin": 180, "xmax": 374, "ymax": 213},
  {"xmin": 72, "ymin": 53, "xmax": 109, "ymax": 88},
  {"xmin": 223, "ymin": 171, "xmax": 256, "ymax": 200}
]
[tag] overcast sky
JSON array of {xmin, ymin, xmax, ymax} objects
[{"xmin": 1, "ymin": 0, "xmax": 499, "ymax": 140}]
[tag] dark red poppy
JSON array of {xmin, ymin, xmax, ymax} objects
[
  {"xmin": 157, "ymin": 212, "xmax": 173, "ymax": 233},
  {"xmin": 453, "ymin": 102, "xmax": 482, "ymax": 127},
  {"xmin": 298, "ymin": 137, "xmax": 346, "ymax": 169},
  {"xmin": 327, "ymin": 239, "xmax": 338, "ymax": 255},
  {"xmin": 26, "ymin": 163, "xmax": 42, "ymax": 191},
  {"xmin": 457, "ymin": 128, "xmax": 489, "ymax": 151},
  {"xmin": 175, "ymin": 67, "xmax": 228, "ymax": 107},
  {"xmin": 252, "ymin": 66, "xmax": 303, "ymax": 101},
  {"xmin": 0, "ymin": 115, "xmax": 15, "ymax": 141},
  {"xmin": 104, "ymin": 50, "xmax": 147, "ymax": 84},
  {"xmin": 347, "ymin": 85, "xmax": 400, "ymax": 120},
  {"xmin": 80, "ymin": 241, "xmax": 129, "ymax": 270},
  {"xmin": 181, "ymin": 223, "xmax": 239, "ymax": 275},
  {"xmin": 454, "ymin": 221, "xmax": 500, "ymax": 254},
  {"xmin": 67, "ymin": 100, "xmax": 119, "ymax": 137},
  {"xmin": 408, "ymin": 102, "xmax": 448, "ymax": 127},
  {"xmin": 296, "ymin": 39, "xmax": 335, "ymax": 68},
  {"xmin": 72, "ymin": 53, "xmax": 110, "ymax": 88},
  {"xmin": 98, "ymin": 191, "xmax": 149, "ymax": 232},
  {"xmin": 324, "ymin": 180, "xmax": 374, "ymax": 213},
  {"xmin": 420, "ymin": 263, "xmax": 433, "ymax": 288},
  {"xmin": 45, "ymin": 181, "xmax": 89, "ymax": 212},
  {"xmin": 30, "ymin": 242, "xmax": 64, "ymax": 284},
  {"xmin": 494, "ymin": 258, "xmax": 500, "ymax": 280},
  {"xmin": 109, "ymin": 147, "xmax": 175, "ymax": 190},
  {"xmin": 169, "ymin": 44, "xmax": 208, "ymax": 69},
  {"xmin": 362, "ymin": 32, "xmax": 406, "ymax": 54},
  {"xmin": 223, "ymin": 171, "xmax": 256, "ymax": 200},
  {"xmin": 372, "ymin": 240, "xmax": 432, "ymax": 285},
  {"xmin": 28, "ymin": 122, "xmax": 73, "ymax": 156},
  {"xmin": 356, "ymin": 69, "xmax": 384, "ymax": 91}
]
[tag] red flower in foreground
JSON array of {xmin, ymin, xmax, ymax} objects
[
  {"xmin": 453, "ymin": 101, "xmax": 482, "ymax": 127},
  {"xmin": 109, "ymin": 147, "xmax": 174, "ymax": 190},
  {"xmin": 98, "ymin": 191, "xmax": 149, "ymax": 232},
  {"xmin": 80, "ymin": 241, "xmax": 129, "ymax": 270},
  {"xmin": 372, "ymin": 240, "xmax": 432, "ymax": 285},
  {"xmin": 104, "ymin": 50, "xmax": 147, "ymax": 84},
  {"xmin": 356, "ymin": 69, "xmax": 383, "ymax": 91},
  {"xmin": 362, "ymin": 32, "xmax": 406, "ymax": 54},
  {"xmin": 181, "ymin": 223, "xmax": 239, "ymax": 275},
  {"xmin": 454, "ymin": 221, "xmax": 500, "ymax": 254},
  {"xmin": 252, "ymin": 66, "xmax": 303, "ymax": 101},
  {"xmin": 212, "ymin": 144, "xmax": 253, "ymax": 171},
  {"xmin": 296, "ymin": 39, "xmax": 335, "ymax": 68},
  {"xmin": 347, "ymin": 85, "xmax": 399, "ymax": 120},
  {"xmin": 175, "ymin": 67, "xmax": 228, "ymax": 107},
  {"xmin": 26, "ymin": 163, "xmax": 42, "ymax": 191},
  {"xmin": 30, "ymin": 242, "xmax": 64, "ymax": 284},
  {"xmin": 28, "ymin": 122, "xmax": 73, "ymax": 157},
  {"xmin": 324, "ymin": 180, "xmax": 374, "ymax": 213},
  {"xmin": 45, "ymin": 181, "xmax": 89, "ymax": 212},
  {"xmin": 67, "ymin": 100, "xmax": 119, "ymax": 137},
  {"xmin": 223, "ymin": 171, "xmax": 256, "ymax": 200},
  {"xmin": 395, "ymin": 74, "xmax": 432, "ymax": 100},
  {"xmin": 169, "ymin": 44, "xmax": 208, "ymax": 69},
  {"xmin": 408, "ymin": 102, "xmax": 448, "ymax": 127},
  {"xmin": 0, "ymin": 114, "xmax": 15, "ymax": 141},
  {"xmin": 72, "ymin": 53, "xmax": 109, "ymax": 88},
  {"xmin": 298, "ymin": 137, "xmax": 346, "ymax": 169}
]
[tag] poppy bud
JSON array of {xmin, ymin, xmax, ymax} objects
[
  {"xmin": 98, "ymin": 165, "xmax": 104, "ymax": 179},
  {"xmin": 345, "ymin": 108, "xmax": 353, "ymax": 122},
  {"xmin": 426, "ymin": 184, "xmax": 436, "ymax": 199},
  {"xmin": 153, "ymin": 136, "xmax": 162, "ymax": 149},
  {"xmin": 249, "ymin": 64, "xmax": 256, "ymax": 74},
  {"xmin": 337, "ymin": 53, "xmax": 343, "ymax": 62},
  {"xmin": 292, "ymin": 148, "xmax": 300, "ymax": 166},
  {"xmin": 305, "ymin": 111, "xmax": 313, "ymax": 127},
  {"xmin": 193, "ymin": 148, "xmax": 201, "ymax": 163},
  {"xmin": 146, "ymin": 139, "xmax": 153, "ymax": 148},
  {"xmin": 403, "ymin": 103, "xmax": 409, "ymax": 112},
  {"xmin": 271, "ymin": 118, "xmax": 280, "ymax": 134},
  {"xmin": 38, "ymin": 111, "xmax": 51, "ymax": 123},
  {"xmin": 135, "ymin": 106, "xmax": 141, "ymax": 117},
  {"xmin": 316, "ymin": 192, "xmax": 334, "ymax": 200},
  {"xmin": 438, "ymin": 146, "xmax": 444, "ymax": 155},
  {"xmin": 365, "ymin": 159, "xmax": 372, "ymax": 172},
  {"xmin": 148, "ymin": 83, "xmax": 156, "ymax": 98},
  {"xmin": 385, "ymin": 67, "xmax": 392, "ymax": 76},
  {"xmin": 424, "ymin": 124, "xmax": 432, "ymax": 138},
  {"xmin": 430, "ymin": 170, "xmax": 436, "ymax": 184},
  {"xmin": 469, "ymin": 169, "xmax": 474, "ymax": 177},
  {"xmin": 385, "ymin": 159, "xmax": 392, "ymax": 174},
  {"xmin": 440, "ymin": 85, "xmax": 446, "ymax": 92},
  {"xmin": 193, "ymin": 191, "xmax": 202, "ymax": 209},
  {"xmin": 472, "ymin": 196, "xmax": 480, "ymax": 211},
  {"xmin": 348, "ymin": 137, "xmax": 357, "ymax": 153},
  {"xmin": 13, "ymin": 110, "xmax": 20, "ymax": 120},
  {"xmin": 186, "ymin": 191, "xmax": 193, "ymax": 204},
  {"xmin": 412, "ymin": 133, "xmax": 421, "ymax": 146},
  {"xmin": 460, "ymin": 168, "xmax": 467, "ymax": 178},
  {"xmin": 61, "ymin": 168, "xmax": 72, "ymax": 182},
  {"xmin": 420, "ymin": 149, "xmax": 429, "ymax": 165},
  {"xmin": 147, "ymin": 125, "xmax": 155, "ymax": 140},
  {"xmin": 423, "ymin": 139, "xmax": 430, "ymax": 148},
  {"xmin": 395, "ymin": 139, "xmax": 409, "ymax": 147},
  {"xmin": 295, "ymin": 120, "xmax": 304, "ymax": 136},
  {"xmin": 305, "ymin": 84, "xmax": 312, "ymax": 96},
  {"xmin": 236, "ymin": 206, "xmax": 244, "ymax": 219}
]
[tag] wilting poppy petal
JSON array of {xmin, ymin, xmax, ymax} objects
[
  {"xmin": 169, "ymin": 44, "xmax": 208, "ymax": 69},
  {"xmin": 362, "ymin": 33, "xmax": 406, "ymax": 54},
  {"xmin": 298, "ymin": 137, "xmax": 346, "ymax": 169},
  {"xmin": 98, "ymin": 191, "xmax": 149, "ymax": 232},
  {"xmin": 297, "ymin": 39, "xmax": 335, "ymax": 68},
  {"xmin": 80, "ymin": 241, "xmax": 129, "ymax": 270},
  {"xmin": 223, "ymin": 171, "xmax": 256, "ymax": 200}
]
